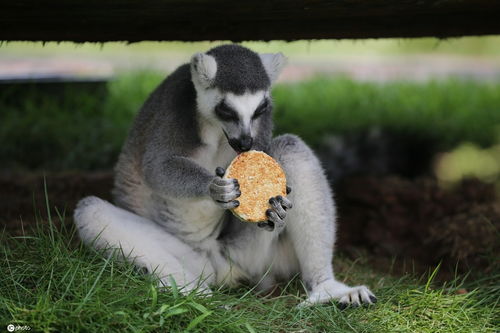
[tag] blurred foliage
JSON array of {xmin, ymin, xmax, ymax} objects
[
  {"xmin": 436, "ymin": 143, "xmax": 500, "ymax": 185},
  {"xmin": 1, "ymin": 72, "xmax": 499, "ymax": 171},
  {"xmin": 273, "ymin": 77, "xmax": 500, "ymax": 148},
  {"xmin": 0, "ymin": 72, "xmax": 163, "ymax": 170}
]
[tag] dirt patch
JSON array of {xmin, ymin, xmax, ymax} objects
[
  {"xmin": 336, "ymin": 176, "xmax": 499, "ymax": 274},
  {"xmin": 0, "ymin": 171, "xmax": 113, "ymax": 235},
  {"xmin": 1, "ymin": 171, "xmax": 498, "ymax": 275}
]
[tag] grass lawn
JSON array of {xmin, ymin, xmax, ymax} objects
[{"xmin": 1, "ymin": 202, "xmax": 498, "ymax": 332}]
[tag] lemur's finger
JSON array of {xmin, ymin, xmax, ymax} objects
[
  {"xmin": 266, "ymin": 209, "xmax": 281, "ymax": 224},
  {"xmin": 217, "ymin": 200, "xmax": 239, "ymax": 210},
  {"xmin": 212, "ymin": 177, "xmax": 238, "ymax": 187},
  {"xmin": 212, "ymin": 190, "xmax": 241, "ymax": 202},
  {"xmin": 349, "ymin": 291, "xmax": 361, "ymax": 307},
  {"xmin": 269, "ymin": 197, "xmax": 286, "ymax": 219},
  {"xmin": 258, "ymin": 221, "xmax": 275, "ymax": 232},
  {"xmin": 277, "ymin": 195, "xmax": 293, "ymax": 209},
  {"xmin": 286, "ymin": 186, "xmax": 292, "ymax": 194},
  {"xmin": 215, "ymin": 167, "xmax": 226, "ymax": 178},
  {"xmin": 210, "ymin": 180, "xmax": 240, "ymax": 200},
  {"xmin": 209, "ymin": 181, "xmax": 239, "ymax": 193}
]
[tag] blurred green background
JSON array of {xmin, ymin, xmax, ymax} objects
[{"xmin": 1, "ymin": 37, "xmax": 500, "ymax": 183}]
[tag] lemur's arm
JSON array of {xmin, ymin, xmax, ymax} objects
[
  {"xmin": 142, "ymin": 152, "xmax": 240, "ymax": 208},
  {"xmin": 143, "ymin": 152, "xmax": 212, "ymax": 197}
]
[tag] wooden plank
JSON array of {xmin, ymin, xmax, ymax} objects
[{"xmin": 1, "ymin": 0, "xmax": 500, "ymax": 42}]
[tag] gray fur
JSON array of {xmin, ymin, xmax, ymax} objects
[
  {"xmin": 75, "ymin": 44, "xmax": 375, "ymax": 307},
  {"xmin": 207, "ymin": 45, "xmax": 270, "ymax": 94},
  {"xmin": 113, "ymin": 64, "xmax": 211, "ymax": 204}
]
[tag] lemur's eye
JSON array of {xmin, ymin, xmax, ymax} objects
[
  {"xmin": 215, "ymin": 102, "xmax": 238, "ymax": 122},
  {"xmin": 252, "ymin": 99, "xmax": 270, "ymax": 119}
]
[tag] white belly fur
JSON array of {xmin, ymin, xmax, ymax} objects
[{"xmin": 165, "ymin": 196, "xmax": 224, "ymax": 239}]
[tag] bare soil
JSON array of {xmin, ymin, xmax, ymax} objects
[
  {"xmin": 1, "ymin": 171, "xmax": 498, "ymax": 276},
  {"xmin": 0, "ymin": 171, "xmax": 113, "ymax": 235},
  {"xmin": 336, "ymin": 176, "xmax": 499, "ymax": 275}
]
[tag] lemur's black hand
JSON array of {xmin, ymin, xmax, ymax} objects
[
  {"xmin": 258, "ymin": 186, "xmax": 293, "ymax": 232},
  {"xmin": 209, "ymin": 167, "xmax": 241, "ymax": 209}
]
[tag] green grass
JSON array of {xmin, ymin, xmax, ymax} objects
[
  {"xmin": 1, "ymin": 72, "xmax": 500, "ymax": 170},
  {"xmin": 1, "ymin": 204, "xmax": 498, "ymax": 332}
]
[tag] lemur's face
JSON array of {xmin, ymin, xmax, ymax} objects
[
  {"xmin": 215, "ymin": 90, "xmax": 271, "ymax": 152},
  {"xmin": 198, "ymin": 89, "xmax": 271, "ymax": 153},
  {"xmin": 190, "ymin": 45, "xmax": 286, "ymax": 153}
]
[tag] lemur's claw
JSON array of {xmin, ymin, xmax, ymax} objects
[
  {"xmin": 338, "ymin": 302, "xmax": 348, "ymax": 310},
  {"xmin": 215, "ymin": 167, "xmax": 225, "ymax": 178}
]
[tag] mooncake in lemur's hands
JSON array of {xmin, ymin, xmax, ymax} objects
[{"xmin": 223, "ymin": 150, "xmax": 287, "ymax": 222}]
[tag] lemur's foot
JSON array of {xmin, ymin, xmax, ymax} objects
[
  {"xmin": 258, "ymin": 186, "xmax": 292, "ymax": 232},
  {"xmin": 209, "ymin": 167, "xmax": 241, "ymax": 209},
  {"xmin": 299, "ymin": 279, "xmax": 376, "ymax": 308}
]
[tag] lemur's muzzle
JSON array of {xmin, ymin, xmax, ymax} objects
[{"xmin": 228, "ymin": 135, "xmax": 253, "ymax": 153}]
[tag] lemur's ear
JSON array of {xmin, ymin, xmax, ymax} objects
[
  {"xmin": 190, "ymin": 53, "xmax": 217, "ymax": 89},
  {"xmin": 259, "ymin": 53, "xmax": 287, "ymax": 83}
]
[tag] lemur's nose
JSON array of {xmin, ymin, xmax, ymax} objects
[{"xmin": 237, "ymin": 136, "xmax": 253, "ymax": 152}]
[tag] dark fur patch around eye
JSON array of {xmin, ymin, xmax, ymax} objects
[
  {"xmin": 252, "ymin": 98, "xmax": 271, "ymax": 119},
  {"xmin": 215, "ymin": 101, "xmax": 239, "ymax": 122}
]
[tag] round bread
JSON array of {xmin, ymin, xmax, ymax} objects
[{"xmin": 224, "ymin": 150, "xmax": 287, "ymax": 222}]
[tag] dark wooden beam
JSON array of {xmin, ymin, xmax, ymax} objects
[{"xmin": 1, "ymin": 0, "xmax": 500, "ymax": 42}]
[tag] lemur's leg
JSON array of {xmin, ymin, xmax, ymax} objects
[
  {"xmin": 74, "ymin": 196, "xmax": 215, "ymax": 294},
  {"xmin": 270, "ymin": 134, "xmax": 376, "ymax": 307}
]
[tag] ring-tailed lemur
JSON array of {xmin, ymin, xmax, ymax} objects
[{"xmin": 74, "ymin": 44, "xmax": 376, "ymax": 307}]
